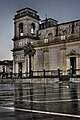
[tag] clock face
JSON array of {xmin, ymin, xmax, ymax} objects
[{"xmin": 19, "ymin": 41, "xmax": 22, "ymax": 46}]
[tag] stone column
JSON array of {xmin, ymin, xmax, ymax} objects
[
  {"xmin": 31, "ymin": 56, "xmax": 34, "ymax": 70},
  {"xmin": 78, "ymin": 57, "xmax": 80, "ymax": 75},
  {"xmin": 66, "ymin": 58, "xmax": 70, "ymax": 75},
  {"xmin": 76, "ymin": 57, "xmax": 78, "ymax": 75},
  {"xmin": 13, "ymin": 53, "xmax": 16, "ymax": 73},
  {"xmin": 24, "ymin": 56, "xmax": 28, "ymax": 76},
  {"xmin": 66, "ymin": 58, "xmax": 70, "ymax": 70},
  {"xmin": 27, "ymin": 56, "xmax": 30, "ymax": 74},
  {"xmin": 13, "ymin": 57, "xmax": 15, "ymax": 73},
  {"xmin": 16, "ymin": 63, "xmax": 18, "ymax": 73}
]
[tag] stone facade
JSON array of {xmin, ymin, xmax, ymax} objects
[{"xmin": 12, "ymin": 7, "xmax": 80, "ymax": 75}]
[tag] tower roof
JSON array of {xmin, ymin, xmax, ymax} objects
[
  {"xmin": 14, "ymin": 7, "xmax": 40, "ymax": 20},
  {"xmin": 17, "ymin": 7, "xmax": 38, "ymax": 14}
]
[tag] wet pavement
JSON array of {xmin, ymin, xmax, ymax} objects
[{"xmin": 0, "ymin": 80, "xmax": 80, "ymax": 120}]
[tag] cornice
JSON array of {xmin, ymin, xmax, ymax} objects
[
  {"xmin": 11, "ymin": 48, "xmax": 23, "ymax": 52},
  {"xmin": 12, "ymin": 35, "xmax": 40, "ymax": 41}
]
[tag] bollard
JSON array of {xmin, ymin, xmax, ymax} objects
[
  {"xmin": 31, "ymin": 70, "xmax": 33, "ymax": 78},
  {"xmin": 43, "ymin": 69, "xmax": 45, "ymax": 78},
  {"xmin": 58, "ymin": 67, "xmax": 60, "ymax": 81}
]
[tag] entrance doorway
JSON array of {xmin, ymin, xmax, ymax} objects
[
  {"xmin": 70, "ymin": 57, "xmax": 76, "ymax": 74},
  {"xmin": 18, "ymin": 62, "xmax": 22, "ymax": 78},
  {"xmin": 18, "ymin": 62, "xmax": 22, "ymax": 72}
]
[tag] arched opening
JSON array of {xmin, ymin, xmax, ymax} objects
[
  {"xmin": 19, "ymin": 23, "xmax": 23, "ymax": 36},
  {"xmin": 48, "ymin": 33, "xmax": 53, "ymax": 40},
  {"xmin": 18, "ymin": 62, "xmax": 22, "ymax": 78},
  {"xmin": 31, "ymin": 23, "xmax": 35, "ymax": 35}
]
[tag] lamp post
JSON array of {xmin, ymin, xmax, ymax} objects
[{"xmin": 58, "ymin": 67, "xmax": 60, "ymax": 81}]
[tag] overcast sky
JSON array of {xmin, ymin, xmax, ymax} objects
[{"xmin": 0, "ymin": 0, "xmax": 80, "ymax": 60}]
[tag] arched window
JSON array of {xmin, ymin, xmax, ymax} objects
[
  {"xmin": 19, "ymin": 23, "xmax": 23, "ymax": 36},
  {"xmin": 31, "ymin": 23, "xmax": 35, "ymax": 35},
  {"xmin": 48, "ymin": 33, "xmax": 53, "ymax": 40}
]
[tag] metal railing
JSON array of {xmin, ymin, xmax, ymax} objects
[
  {"xmin": 0, "ymin": 69, "xmax": 62, "ymax": 79},
  {"xmin": 67, "ymin": 68, "xmax": 80, "ymax": 77},
  {"xmin": 0, "ymin": 68, "xmax": 80, "ymax": 79}
]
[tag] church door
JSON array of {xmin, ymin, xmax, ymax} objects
[
  {"xmin": 18, "ymin": 62, "xmax": 22, "ymax": 72},
  {"xmin": 70, "ymin": 57, "xmax": 76, "ymax": 74}
]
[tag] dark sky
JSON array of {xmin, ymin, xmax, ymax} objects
[{"xmin": 0, "ymin": 0, "xmax": 80, "ymax": 60}]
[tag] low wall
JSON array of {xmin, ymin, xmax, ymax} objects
[
  {"xmin": 1, "ymin": 77, "xmax": 80, "ymax": 84},
  {"xmin": 70, "ymin": 78, "xmax": 80, "ymax": 83},
  {"xmin": 0, "ymin": 78, "xmax": 59, "ymax": 84}
]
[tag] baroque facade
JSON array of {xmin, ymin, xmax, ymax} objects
[{"xmin": 12, "ymin": 7, "xmax": 80, "ymax": 75}]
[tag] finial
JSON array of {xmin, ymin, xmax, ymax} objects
[{"xmin": 45, "ymin": 14, "xmax": 47, "ymax": 19}]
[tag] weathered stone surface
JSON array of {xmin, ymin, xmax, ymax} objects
[{"xmin": 13, "ymin": 7, "xmax": 80, "ymax": 75}]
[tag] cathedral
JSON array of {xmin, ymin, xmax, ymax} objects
[{"xmin": 12, "ymin": 7, "xmax": 80, "ymax": 76}]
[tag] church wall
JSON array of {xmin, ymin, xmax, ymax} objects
[
  {"xmin": 48, "ymin": 47, "xmax": 60, "ymax": 70},
  {"xmin": 74, "ymin": 21, "xmax": 80, "ymax": 34},
  {"xmin": 38, "ymin": 27, "xmax": 56, "ymax": 40},
  {"xmin": 34, "ymin": 48, "xmax": 44, "ymax": 70},
  {"xmin": 58, "ymin": 23, "xmax": 72, "ymax": 36}
]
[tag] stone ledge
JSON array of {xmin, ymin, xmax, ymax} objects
[{"xmin": 0, "ymin": 78, "xmax": 59, "ymax": 84}]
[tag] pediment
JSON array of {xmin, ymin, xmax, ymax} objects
[{"xmin": 66, "ymin": 49, "xmax": 80, "ymax": 57}]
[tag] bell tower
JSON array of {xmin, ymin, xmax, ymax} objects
[
  {"xmin": 14, "ymin": 7, "xmax": 40, "ymax": 40},
  {"xmin": 12, "ymin": 7, "xmax": 40, "ymax": 74}
]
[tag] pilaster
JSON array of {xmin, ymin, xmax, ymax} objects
[
  {"xmin": 60, "ymin": 45, "xmax": 67, "ymax": 75},
  {"xmin": 43, "ymin": 47, "xmax": 49, "ymax": 70}
]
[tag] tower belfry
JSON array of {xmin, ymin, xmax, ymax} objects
[{"xmin": 13, "ymin": 7, "xmax": 40, "ymax": 39}]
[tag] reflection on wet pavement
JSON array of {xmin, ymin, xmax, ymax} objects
[{"xmin": 0, "ymin": 80, "xmax": 80, "ymax": 120}]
